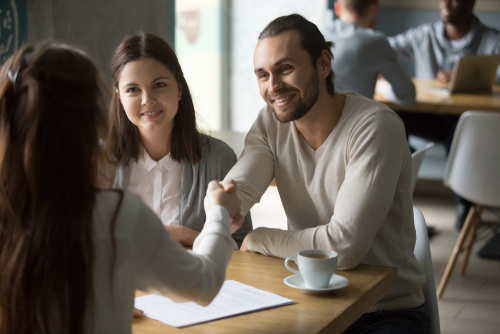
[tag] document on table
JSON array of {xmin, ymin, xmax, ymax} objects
[{"xmin": 134, "ymin": 280, "xmax": 295, "ymax": 328}]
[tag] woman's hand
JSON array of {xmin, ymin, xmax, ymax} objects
[
  {"xmin": 164, "ymin": 225, "xmax": 200, "ymax": 246},
  {"xmin": 134, "ymin": 307, "xmax": 145, "ymax": 318},
  {"xmin": 206, "ymin": 180, "xmax": 242, "ymax": 224}
]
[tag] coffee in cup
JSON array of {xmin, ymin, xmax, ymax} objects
[{"xmin": 285, "ymin": 249, "xmax": 338, "ymax": 289}]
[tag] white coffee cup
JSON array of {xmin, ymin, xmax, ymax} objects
[{"xmin": 285, "ymin": 249, "xmax": 338, "ymax": 289}]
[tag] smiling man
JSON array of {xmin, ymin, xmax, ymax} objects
[{"xmin": 224, "ymin": 14, "xmax": 428, "ymax": 333}]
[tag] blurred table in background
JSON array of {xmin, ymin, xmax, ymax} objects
[{"xmin": 375, "ymin": 79, "xmax": 500, "ymax": 114}]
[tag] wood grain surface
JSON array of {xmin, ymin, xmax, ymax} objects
[
  {"xmin": 374, "ymin": 79, "xmax": 500, "ymax": 114},
  {"xmin": 133, "ymin": 251, "xmax": 397, "ymax": 334}
]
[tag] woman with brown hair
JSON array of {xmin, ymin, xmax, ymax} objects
[
  {"xmin": 0, "ymin": 42, "xmax": 241, "ymax": 334},
  {"xmin": 108, "ymin": 32, "xmax": 252, "ymax": 248}
]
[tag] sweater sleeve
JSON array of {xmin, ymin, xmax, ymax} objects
[
  {"xmin": 247, "ymin": 111, "xmax": 410, "ymax": 270},
  {"xmin": 388, "ymin": 29, "xmax": 418, "ymax": 63},
  {"xmin": 378, "ymin": 38, "xmax": 416, "ymax": 106},
  {"xmin": 133, "ymin": 203, "xmax": 233, "ymax": 306},
  {"xmin": 224, "ymin": 109, "xmax": 276, "ymax": 216},
  {"xmin": 204, "ymin": 137, "xmax": 253, "ymax": 248}
]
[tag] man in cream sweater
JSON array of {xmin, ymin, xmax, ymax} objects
[{"xmin": 225, "ymin": 14, "xmax": 428, "ymax": 333}]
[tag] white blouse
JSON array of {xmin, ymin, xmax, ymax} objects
[
  {"xmin": 126, "ymin": 150, "xmax": 182, "ymax": 225},
  {"xmin": 89, "ymin": 191, "xmax": 233, "ymax": 334}
]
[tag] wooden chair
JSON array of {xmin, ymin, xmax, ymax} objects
[{"xmin": 437, "ymin": 111, "xmax": 500, "ymax": 298}]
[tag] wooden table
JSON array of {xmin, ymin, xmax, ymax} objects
[
  {"xmin": 133, "ymin": 251, "xmax": 397, "ymax": 334},
  {"xmin": 374, "ymin": 79, "xmax": 500, "ymax": 114}
]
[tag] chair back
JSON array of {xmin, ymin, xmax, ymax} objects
[
  {"xmin": 444, "ymin": 111, "xmax": 500, "ymax": 207},
  {"xmin": 413, "ymin": 207, "xmax": 440, "ymax": 334},
  {"xmin": 411, "ymin": 143, "xmax": 435, "ymax": 194}
]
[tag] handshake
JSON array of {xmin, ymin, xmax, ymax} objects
[{"xmin": 205, "ymin": 179, "xmax": 245, "ymax": 234}]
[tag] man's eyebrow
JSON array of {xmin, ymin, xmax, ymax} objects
[{"xmin": 254, "ymin": 57, "xmax": 295, "ymax": 74}]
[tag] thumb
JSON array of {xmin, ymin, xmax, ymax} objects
[{"xmin": 207, "ymin": 180, "xmax": 222, "ymax": 192}]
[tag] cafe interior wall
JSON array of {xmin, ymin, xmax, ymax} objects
[{"xmin": 25, "ymin": 0, "xmax": 175, "ymax": 76}]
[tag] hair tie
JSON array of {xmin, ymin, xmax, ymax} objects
[{"xmin": 7, "ymin": 67, "xmax": 20, "ymax": 86}]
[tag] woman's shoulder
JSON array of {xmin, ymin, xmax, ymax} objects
[
  {"xmin": 93, "ymin": 191, "xmax": 144, "ymax": 236},
  {"xmin": 200, "ymin": 133, "xmax": 237, "ymax": 162}
]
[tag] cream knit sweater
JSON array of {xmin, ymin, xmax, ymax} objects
[{"xmin": 225, "ymin": 92, "xmax": 425, "ymax": 312}]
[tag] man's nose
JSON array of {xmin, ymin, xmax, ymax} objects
[{"xmin": 268, "ymin": 75, "xmax": 283, "ymax": 94}]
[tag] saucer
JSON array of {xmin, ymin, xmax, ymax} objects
[{"xmin": 284, "ymin": 274, "xmax": 349, "ymax": 294}]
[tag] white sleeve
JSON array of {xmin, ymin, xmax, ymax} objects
[{"xmin": 132, "ymin": 203, "xmax": 233, "ymax": 306}]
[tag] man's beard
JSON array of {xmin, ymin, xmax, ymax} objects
[{"xmin": 269, "ymin": 71, "xmax": 320, "ymax": 123}]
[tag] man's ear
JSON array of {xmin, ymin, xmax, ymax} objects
[
  {"xmin": 334, "ymin": 1, "xmax": 342, "ymax": 18},
  {"xmin": 318, "ymin": 50, "xmax": 333, "ymax": 80}
]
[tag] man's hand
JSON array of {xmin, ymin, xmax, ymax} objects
[
  {"xmin": 437, "ymin": 70, "xmax": 452, "ymax": 83},
  {"xmin": 239, "ymin": 231, "xmax": 252, "ymax": 252},
  {"xmin": 206, "ymin": 180, "xmax": 242, "ymax": 219},
  {"xmin": 164, "ymin": 225, "xmax": 200, "ymax": 246},
  {"xmin": 218, "ymin": 179, "xmax": 245, "ymax": 233}
]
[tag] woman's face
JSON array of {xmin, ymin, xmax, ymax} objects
[{"xmin": 117, "ymin": 57, "xmax": 181, "ymax": 136}]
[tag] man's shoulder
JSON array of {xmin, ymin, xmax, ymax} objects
[
  {"xmin": 393, "ymin": 21, "xmax": 440, "ymax": 41},
  {"xmin": 342, "ymin": 93, "xmax": 403, "ymax": 129},
  {"xmin": 476, "ymin": 18, "xmax": 500, "ymax": 39},
  {"xmin": 325, "ymin": 20, "xmax": 387, "ymax": 43}
]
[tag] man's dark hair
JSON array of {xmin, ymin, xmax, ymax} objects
[
  {"xmin": 258, "ymin": 14, "xmax": 336, "ymax": 96},
  {"xmin": 341, "ymin": 0, "xmax": 377, "ymax": 16}
]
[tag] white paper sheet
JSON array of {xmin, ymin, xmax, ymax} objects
[{"xmin": 134, "ymin": 280, "xmax": 295, "ymax": 328}]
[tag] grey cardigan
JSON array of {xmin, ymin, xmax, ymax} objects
[{"xmin": 111, "ymin": 135, "xmax": 253, "ymax": 247}]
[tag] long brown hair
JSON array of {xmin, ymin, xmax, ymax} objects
[
  {"xmin": 0, "ymin": 43, "xmax": 108, "ymax": 334},
  {"xmin": 108, "ymin": 32, "xmax": 202, "ymax": 165}
]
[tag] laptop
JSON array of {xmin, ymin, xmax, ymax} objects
[{"xmin": 430, "ymin": 54, "xmax": 500, "ymax": 95}]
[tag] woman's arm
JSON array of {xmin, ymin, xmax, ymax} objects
[{"xmin": 133, "ymin": 181, "xmax": 239, "ymax": 306}]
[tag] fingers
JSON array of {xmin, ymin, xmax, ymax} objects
[
  {"xmin": 220, "ymin": 179, "xmax": 237, "ymax": 194},
  {"xmin": 208, "ymin": 180, "xmax": 223, "ymax": 191},
  {"xmin": 134, "ymin": 307, "xmax": 145, "ymax": 318}
]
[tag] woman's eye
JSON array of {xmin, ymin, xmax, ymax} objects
[
  {"xmin": 154, "ymin": 82, "xmax": 167, "ymax": 88},
  {"xmin": 126, "ymin": 87, "xmax": 138, "ymax": 93},
  {"xmin": 282, "ymin": 66, "xmax": 292, "ymax": 73},
  {"xmin": 259, "ymin": 73, "xmax": 268, "ymax": 79}
]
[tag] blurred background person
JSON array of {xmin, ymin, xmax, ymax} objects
[
  {"xmin": 322, "ymin": 0, "xmax": 415, "ymax": 105},
  {"xmin": 388, "ymin": 0, "xmax": 500, "ymax": 230}
]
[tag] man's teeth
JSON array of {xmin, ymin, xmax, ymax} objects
[
  {"xmin": 275, "ymin": 95, "xmax": 291, "ymax": 103},
  {"xmin": 143, "ymin": 110, "xmax": 161, "ymax": 116}
]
